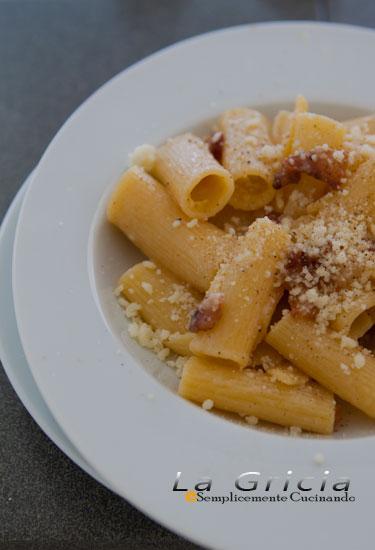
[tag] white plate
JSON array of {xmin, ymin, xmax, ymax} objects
[
  {"xmin": 0, "ymin": 175, "xmax": 105, "ymax": 484},
  {"xmin": 12, "ymin": 23, "xmax": 375, "ymax": 549}
]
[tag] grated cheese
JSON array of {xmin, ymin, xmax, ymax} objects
[
  {"xmin": 142, "ymin": 260, "xmax": 156, "ymax": 270},
  {"xmin": 340, "ymin": 363, "xmax": 351, "ymax": 375},
  {"xmin": 117, "ymin": 295, "xmax": 186, "ymax": 376},
  {"xmin": 128, "ymin": 144, "xmax": 156, "ymax": 171},
  {"xmin": 141, "ymin": 282, "xmax": 153, "ymax": 295},
  {"xmin": 283, "ymin": 206, "xmax": 375, "ymax": 333},
  {"xmin": 313, "ymin": 452, "xmax": 325, "ymax": 465},
  {"xmin": 340, "ymin": 335, "xmax": 357, "ymax": 349},
  {"xmin": 353, "ymin": 352, "xmax": 365, "ymax": 369},
  {"xmin": 202, "ymin": 399, "xmax": 214, "ymax": 410},
  {"xmin": 186, "ymin": 218, "xmax": 198, "ymax": 228},
  {"xmin": 245, "ymin": 415, "xmax": 259, "ymax": 426}
]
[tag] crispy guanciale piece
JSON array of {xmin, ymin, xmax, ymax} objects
[
  {"xmin": 273, "ymin": 147, "xmax": 347, "ymax": 190},
  {"xmin": 189, "ymin": 292, "xmax": 224, "ymax": 332},
  {"xmin": 207, "ymin": 131, "xmax": 224, "ymax": 163}
]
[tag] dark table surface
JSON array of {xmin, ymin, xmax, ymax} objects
[{"xmin": 1, "ymin": 1, "xmax": 374, "ymax": 548}]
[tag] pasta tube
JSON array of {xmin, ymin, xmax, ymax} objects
[
  {"xmin": 178, "ymin": 356, "xmax": 335, "ymax": 435},
  {"xmin": 272, "ymin": 95, "xmax": 308, "ymax": 145},
  {"xmin": 252, "ymin": 342, "xmax": 309, "ymax": 386},
  {"xmin": 152, "ymin": 133, "xmax": 234, "ymax": 219},
  {"xmin": 282, "ymin": 174, "xmax": 327, "ymax": 218},
  {"xmin": 190, "ymin": 218, "xmax": 290, "ymax": 367},
  {"xmin": 272, "ymin": 111, "xmax": 291, "ymax": 144},
  {"xmin": 331, "ymin": 291, "xmax": 375, "ymax": 339},
  {"xmin": 220, "ymin": 108, "xmax": 277, "ymax": 210},
  {"xmin": 107, "ymin": 166, "xmax": 234, "ymax": 292},
  {"xmin": 285, "ymin": 112, "xmax": 345, "ymax": 155},
  {"xmin": 266, "ymin": 313, "xmax": 375, "ymax": 418},
  {"xmin": 294, "ymin": 94, "xmax": 309, "ymax": 113},
  {"xmin": 119, "ymin": 262, "xmax": 201, "ymax": 355},
  {"xmin": 343, "ymin": 114, "xmax": 375, "ymax": 135},
  {"xmin": 306, "ymin": 158, "xmax": 375, "ymax": 220}
]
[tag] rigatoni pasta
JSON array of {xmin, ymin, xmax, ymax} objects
[
  {"xmin": 271, "ymin": 97, "xmax": 332, "ymax": 215},
  {"xmin": 189, "ymin": 218, "xmax": 289, "ymax": 367},
  {"xmin": 266, "ymin": 314, "xmax": 375, "ymax": 419},
  {"xmin": 107, "ymin": 166, "xmax": 234, "ymax": 291},
  {"xmin": 306, "ymin": 156, "xmax": 375, "ymax": 220},
  {"xmin": 272, "ymin": 95, "xmax": 309, "ymax": 146},
  {"xmin": 219, "ymin": 108, "xmax": 277, "ymax": 210},
  {"xmin": 152, "ymin": 133, "xmax": 234, "ymax": 219},
  {"xmin": 119, "ymin": 261, "xmax": 201, "ymax": 355},
  {"xmin": 179, "ymin": 356, "xmax": 335, "ymax": 435},
  {"xmin": 331, "ymin": 291, "xmax": 375, "ymax": 339},
  {"xmin": 106, "ymin": 97, "xmax": 375, "ymax": 436},
  {"xmin": 287, "ymin": 112, "xmax": 346, "ymax": 153},
  {"xmin": 272, "ymin": 110, "xmax": 292, "ymax": 144},
  {"xmin": 343, "ymin": 114, "xmax": 375, "ymax": 135}
]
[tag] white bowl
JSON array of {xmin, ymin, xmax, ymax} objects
[
  {"xmin": 12, "ymin": 23, "xmax": 375, "ymax": 549},
  {"xmin": 0, "ymin": 176, "xmax": 106, "ymax": 484}
]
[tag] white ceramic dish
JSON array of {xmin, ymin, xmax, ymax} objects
[
  {"xmin": 0, "ymin": 176, "xmax": 105, "ymax": 484},
  {"xmin": 12, "ymin": 23, "xmax": 375, "ymax": 549}
]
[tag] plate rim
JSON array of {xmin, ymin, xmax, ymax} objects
[{"xmin": 0, "ymin": 175, "xmax": 106, "ymax": 484}]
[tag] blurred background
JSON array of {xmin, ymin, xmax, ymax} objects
[{"xmin": 0, "ymin": 1, "xmax": 374, "ymax": 548}]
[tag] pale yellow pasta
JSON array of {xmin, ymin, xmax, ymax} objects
[
  {"xmin": 294, "ymin": 94, "xmax": 309, "ymax": 113},
  {"xmin": 107, "ymin": 98, "xmax": 375, "ymax": 436},
  {"xmin": 281, "ymin": 174, "xmax": 327, "ymax": 218},
  {"xmin": 286, "ymin": 112, "xmax": 346, "ymax": 154},
  {"xmin": 190, "ymin": 218, "xmax": 290, "ymax": 367},
  {"xmin": 331, "ymin": 291, "xmax": 375, "ymax": 339},
  {"xmin": 152, "ymin": 133, "xmax": 234, "ymax": 219},
  {"xmin": 271, "ymin": 95, "xmax": 308, "ymax": 145},
  {"xmin": 272, "ymin": 103, "xmax": 347, "ymax": 216},
  {"xmin": 252, "ymin": 341, "xmax": 286, "ymax": 368},
  {"xmin": 252, "ymin": 342, "xmax": 309, "ymax": 386},
  {"xmin": 219, "ymin": 108, "xmax": 276, "ymax": 210},
  {"xmin": 343, "ymin": 115, "xmax": 375, "ymax": 161},
  {"xmin": 306, "ymin": 158, "xmax": 375, "ymax": 221},
  {"xmin": 343, "ymin": 114, "xmax": 375, "ymax": 134},
  {"xmin": 209, "ymin": 204, "xmax": 264, "ymax": 234},
  {"xmin": 266, "ymin": 313, "xmax": 375, "ymax": 419},
  {"xmin": 349, "ymin": 312, "xmax": 374, "ymax": 340},
  {"xmin": 107, "ymin": 166, "xmax": 234, "ymax": 292},
  {"xmin": 278, "ymin": 96, "xmax": 344, "ymax": 156},
  {"xmin": 272, "ymin": 110, "xmax": 291, "ymax": 144},
  {"xmin": 119, "ymin": 262, "xmax": 201, "ymax": 355},
  {"xmin": 178, "ymin": 356, "xmax": 335, "ymax": 434},
  {"xmin": 165, "ymin": 333, "xmax": 193, "ymax": 357}
]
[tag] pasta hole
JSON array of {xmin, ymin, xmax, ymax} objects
[
  {"xmin": 350, "ymin": 307, "xmax": 375, "ymax": 340},
  {"xmin": 190, "ymin": 175, "xmax": 227, "ymax": 206},
  {"xmin": 359, "ymin": 323, "xmax": 375, "ymax": 352},
  {"xmin": 230, "ymin": 176, "xmax": 275, "ymax": 210}
]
